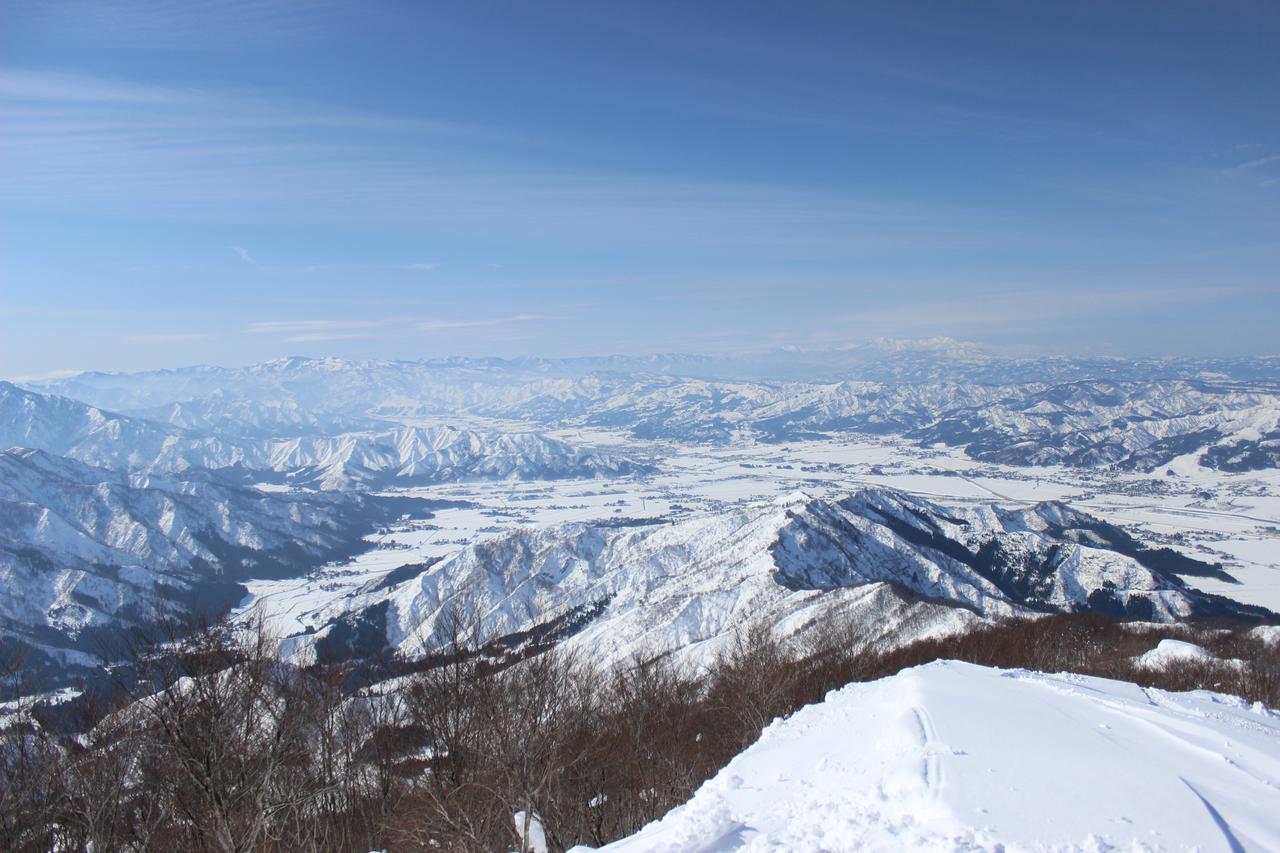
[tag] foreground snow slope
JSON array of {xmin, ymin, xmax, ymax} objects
[{"xmin": 598, "ymin": 661, "xmax": 1280, "ymax": 852}]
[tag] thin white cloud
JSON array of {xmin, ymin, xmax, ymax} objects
[
  {"xmin": 404, "ymin": 261, "xmax": 442, "ymax": 272},
  {"xmin": 229, "ymin": 245, "xmax": 257, "ymax": 265},
  {"xmin": 125, "ymin": 332, "xmax": 215, "ymax": 343},
  {"xmin": 282, "ymin": 332, "xmax": 378, "ymax": 343},
  {"xmin": 5, "ymin": 1, "xmax": 351, "ymax": 43},
  {"xmin": 416, "ymin": 314, "xmax": 558, "ymax": 332},
  {"xmin": 0, "ymin": 67, "xmax": 1011, "ymax": 248},
  {"xmin": 0, "ymin": 68, "xmax": 183, "ymax": 104},
  {"xmin": 2, "ymin": 367, "xmax": 84, "ymax": 382},
  {"xmin": 244, "ymin": 319, "xmax": 390, "ymax": 335},
  {"xmin": 1229, "ymin": 154, "xmax": 1280, "ymax": 172},
  {"xmin": 241, "ymin": 314, "xmax": 559, "ymax": 341},
  {"xmin": 0, "ymin": 67, "xmax": 488, "ymax": 134}
]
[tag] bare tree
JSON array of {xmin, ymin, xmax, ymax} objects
[{"xmin": 704, "ymin": 621, "xmax": 797, "ymax": 747}]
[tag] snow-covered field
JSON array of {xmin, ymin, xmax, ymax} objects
[
  {"xmin": 593, "ymin": 661, "xmax": 1280, "ymax": 852},
  {"xmin": 237, "ymin": 429, "xmax": 1280, "ymax": 637}
]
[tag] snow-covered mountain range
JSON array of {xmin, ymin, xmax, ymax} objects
[
  {"xmin": 291, "ymin": 488, "xmax": 1268, "ymax": 668},
  {"xmin": 6, "ymin": 346, "xmax": 1279, "ymax": 691},
  {"xmin": 0, "ymin": 381, "xmax": 644, "ymax": 489},
  {"xmin": 258, "ymin": 426, "xmax": 642, "ymax": 490},
  {"xmin": 24, "ymin": 349, "xmax": 1280, "ymax": 472},
  {"xmin": 0, "ymin": 376, "xmax": 650, "ymax": 688}
]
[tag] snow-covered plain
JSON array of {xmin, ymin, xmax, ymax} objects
[{"xmin": 593, "ymin": 661, "xmax": 1280, "ymax": 852}]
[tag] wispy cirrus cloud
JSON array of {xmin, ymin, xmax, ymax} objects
[
  {"xmin": 281, "ymin": 332, "xmax": 378, "ymax": 343},
  {"xmin": 228, "ymin": 245, "xmax": 257, "ymax": 265},
  {"xmin": 243, "ymin": 313, "xmax": 560, "ymax": 343},
  {"xmin": 0, "ymin": 68, "xmax": 181, "ymax": 104},
  {"xmin": 2, "ymin": 367, "xmax": 85, "ymax": 382},
  {"xmin": 1227, "ymin": 154, "xmax": 1280, "ymax": 173},
  {"xmin": 125, "ymin": 332, "xmax": 215, "ymax": 343},
  {"xmin": 244, "ymin": 319, "xmax": 393, "ymax": 337},
  {"xmin": 6, "ymin": 0, "xmax": 359, "ymax": 44},
  {"xmin": 416, "ymin": 314, "xmax": 559, "ymax": 332},
  {"xmin": 0, "ymin": 67, "xmax": 521, "ymax": 216},
  {"xmin": 0, "ymin": 66, "xmax": 1017, "ymax": 251},
  {"xmin": 1220, "ymin": 150, "xmax": 1280, "ymax": 187}
]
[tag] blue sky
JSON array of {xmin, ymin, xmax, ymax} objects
[{"xmin": 2, "ymin": 0, "xmax": 1278, "ymax": 376}]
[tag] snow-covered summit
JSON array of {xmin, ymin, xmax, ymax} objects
[{"xmin": 598, "ymin": 661, "xmax": 1280, "ymax": 851}]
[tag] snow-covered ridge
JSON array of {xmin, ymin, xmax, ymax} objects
[
  {"xmin": 0, "ymin": 381, "xmax": 645, "ymax": 489},
  {"xmin": 295, "ymin": 488, "xmax": 1267, "ymax": 667},
  {"xmin": 597, "ymin": 661, "xmax": 1280, "ymax": 851},
  {"xmin": 260, "ymin": 424, "xmax": 644, "ymax": 489}
]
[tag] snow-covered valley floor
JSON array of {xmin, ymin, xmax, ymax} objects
[{"xmin": 593, "ymin": 661, "xmax": 1280, "ymax": 852}]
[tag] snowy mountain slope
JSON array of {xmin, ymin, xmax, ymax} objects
[
  {"xmin": 906, "ymin": 379, "xmax": 1280, "ymax": 469},
  {"xmin": 131, "ymin": 391, "xmax": 387, "ymax": 438},
  {"xmin": 259, "ymin": 424, "xmax": 645, "ymax": 490},
  {"xmin": 597, "ymin": 661, "xmax": 1280, "ymax": 852},
  {"xmin": 0, "ymin": 380, "xmax": 247, "ymax": 474},
  {"xmin": 1200, "ymin": 425, "xmax": 1280, "ymax": 472},
  {"xmin": 0, "ymin": 448, "xmax": 426, "ymax": 685},
  {"xmin": 294, "ymin": 488, "xmax": 1266, "ymax": 668},
  {"xmin": 0, "ymin": 382, "xmax": 644, "ymax": 488}
]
